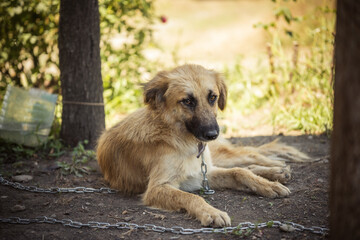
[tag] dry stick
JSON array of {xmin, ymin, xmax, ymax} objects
[
  {"xmin": 290, "ymin": 41, "xmax": 299, "ymax": 93},
  {"xmin": 266, "ymin": 42, "xmax": 275, "ymax": 74},
  {"xmin": 292, "ymin": 41, "xmax": 299, "ymax": 69}
]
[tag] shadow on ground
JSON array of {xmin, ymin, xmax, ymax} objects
[{"xmin": 0, "ymin": 134, "xmax": 330, "ymax": 239}]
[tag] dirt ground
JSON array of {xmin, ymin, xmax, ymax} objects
[{"xmin": 0, "ymin": 134, "xmax": 330, "ymax": 239}]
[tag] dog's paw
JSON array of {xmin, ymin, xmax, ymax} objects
[
  {"xmin": 247, "ymin": 165, "xmax": 291, "ymax": 184},
  {"xmin": 255, "ymin": 181, "xmax": 291, "ymax": 198},
  {"xmin": 198, "ymin": 208, "xmax": 231, "ymax": 227},
  {"xmin": 274, "ymin": 166, "xmax": 291, "ymax": 183}
]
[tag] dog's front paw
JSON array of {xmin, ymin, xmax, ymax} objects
[
  {"xmin": 255, "ymin": 181, "xmax": 291, "ymax": 198},
  {"xmin": 247, "ymin": 165, "xmax": 291, "ymax": 184},
  {"xmin": 198, "ymin": 208, "xmax": 231, "ymax": 227},
  {"xmin": 272, "ymin": 166, "xmax": 291, "ymax": 183}
]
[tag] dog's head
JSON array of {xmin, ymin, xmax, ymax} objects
[{"xmin": 144, "ymin": 64, "xmax": 227, "ymax": 142}]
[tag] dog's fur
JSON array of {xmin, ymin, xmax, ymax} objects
[{"xmin": 97, "ymin": 64, "xmax": 310, "ymax": 227}]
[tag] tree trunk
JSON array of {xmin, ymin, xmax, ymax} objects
[
  {"xmin": 330, "ymin": 0, "xmax": 360, "ymax": 239},
  {"xmin": 59, "ymin": 0, "xmax": 105, "ymax": 148}
]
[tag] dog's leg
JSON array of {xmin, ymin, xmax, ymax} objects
[
  {"xmin": 210, "ymin": 139, "xmax": 286, "ymax": 168},
  {"xmin": 143, "ymin": 184, "xmax": 231, "ymax": 227},
  {"xmin": 210, "ymin": 138, "xmax": 310, "ymax": 169},
  {"xmin": 255, "ymin": 139, "xmax": 310, "ymax": 162},
  {"xmin": 245, "ymin": 165, "xmax": 291, "ymax": 183},
  {"xmin": 208, "ymin": 167, "xmax": 290, "ymax": 198}
]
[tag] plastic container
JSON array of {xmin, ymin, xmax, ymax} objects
[{"xmin": 0, "ymin": 85, "xmax": 58, "ymax": 147}]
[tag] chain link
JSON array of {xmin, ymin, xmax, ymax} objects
[
  {"xmin": 0, "ymin": 175, "xmax": 329, "ymax": 236},
  {"xmin": 0, "ymin": 216, "xmax": 329, "ymax": 235},
  {"xmin": 197, "ymin": 143, "xmax": 215, "ymax": 195},
  {"xmin": 0, "ymin": 174, "xmax": 116, "ymax": 194}
]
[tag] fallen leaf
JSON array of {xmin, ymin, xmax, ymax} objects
[
  {"xmin": 122, "ymin": 210, "xmax": 128, "ymax": 215},
  {"xmin": 144, "ymin": 210, "xmax": 166, "ymax": 220}
]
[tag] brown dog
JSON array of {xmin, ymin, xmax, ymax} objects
[{"xmin": 97, "ymin": 64, "xmax": 309, "ymax": 227}]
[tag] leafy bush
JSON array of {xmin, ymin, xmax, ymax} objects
[
  {"xmin": 0, "ymin": 0, "xmax": 156, "ymax": 125},
  {"xmin": 57, "ymin": 140, "xmax": 95, "ymax": 177},
  {"xmin": 99, "ymin": 0, "xmax": 157, "ymax": 122},
  {"xmin": 0, "ymin": 1, "xmax": 59, "ymax": 95}
]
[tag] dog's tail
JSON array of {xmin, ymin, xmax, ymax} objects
[{"xmin": 255, "ymin": 138, "xmax": 313, "ymax": 162}]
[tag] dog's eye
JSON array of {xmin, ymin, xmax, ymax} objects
[
  {"xmin": 209, "ymin": 94, "xmax": 217, "ymax": 104},
  {"xmin": 181, "ymin": 98, "xmax": 196, "ymax": 108},
  {"xmin": 182, "ymin": 98, "xmax": 192, "ymax": 106}
]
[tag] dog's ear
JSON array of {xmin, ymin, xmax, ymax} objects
[
  {"xmin": 215, "ymin": 72, "xmax": 227, "ymax": 110},
  {"xmin": 143, "ymin": 71, "xmax": 169, "ymax": 109}
]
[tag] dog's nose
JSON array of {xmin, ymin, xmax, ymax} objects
[{"xmin": 205, "ymin": 130, "xmax": 218, "ymax": 140}]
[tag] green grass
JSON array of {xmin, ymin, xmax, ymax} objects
[
  {"xmin": 57, "ymin": 140, "xmax": 96, "ymax": 177},
  {"xmin": 222, "ymin": 4, "xmax": 334, "ymax": 135}
]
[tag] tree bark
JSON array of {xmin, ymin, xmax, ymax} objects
[
  {"xmin": 330, "ymin": 0, "xmax": 360, "ymax": 239},
  {"xmin": 59, "ymin": 0, "xmax": 105, "ymax": 148}
]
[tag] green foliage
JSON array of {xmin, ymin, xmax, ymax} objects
[
  {"xmin": 1, "ymin": 0, "xmax": 156, "ymax": 126},
  {"xmin": 231, "ymin": 225, "xmax": 255, "ymax": 237},
  {"xmin": 0, "ymin": 0, "xmax": 60, "ymax": 97},
  {"xmin": 266, "ymin": 221, "xmax": 274, "ymax": 227},
  {"xmin": 0, "ymin": 141, "xmax": 35, "ymax": 162},
  {"xmin": 0, "ymin": 137, "xmax": 94, "ymax": 177},
  {"xmin": 99, "ymin": 0, "xmax": 157, "ymax": 122},
  {"xmin": 225, "ymin": 2, "xmax": 335, "ymax": 134},
  {"xmin": 0, "ymin": 137, "xmax": 64, "ymax": 163},
  {"xmin": 42, "ymin": 136, "xmax": 66, "ymax": 158},
  {"xmin": 224, "ymin": 58, "xmax": 270, "ymax": 116},
  {"xmin": 57, "ymin": 140, "xmax": 96, "ymax": 177},
  {"xmin": 1, "ymin": 0, "xmax": 335, "ymax": 136}
]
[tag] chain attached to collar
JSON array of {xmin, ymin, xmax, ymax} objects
[{"xmin": 197, "ymin": 142, "xmax": 215, "ymax": 195}]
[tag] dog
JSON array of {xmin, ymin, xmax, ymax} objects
[{"xmin": 96, "ymin": 64, "xmax": 310, "ymax": 227}]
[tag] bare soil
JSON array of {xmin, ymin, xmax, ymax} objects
[{"xmin": 0, "ymin": 134, "xmax": 330, "ymax": 239}]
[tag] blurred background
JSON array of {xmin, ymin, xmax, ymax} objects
[{"xmin": 0, "ymin": 0, "xmax": 336, "ymax": 138}]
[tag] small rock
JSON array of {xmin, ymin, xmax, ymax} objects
[
  {"xmin": 85, "ymin": 202, "xmax": 91, "ymax": 206},
  {"xmin": 124, "ymin": 216, "xmax": 133, "ymax": 222},
  {"xmin": 308, "ymin": 135, "xmax": 313, "ymax": 139},
  {"xmin": 50, "ymin": 214, "xmax": 57, "ymax": 218},
  {"xmin": 12, "ymin": 175, "xmax": 33, "ymax": 182},
  {"xmin": 46, "ymin": 164, "xmax": 61, "ymax": 171},
  {"xmin": 11, "ymin": 205, "xmax": 26, "ymax": 212},
  {"xmin": 1, "ymin": 196, "xmax": 8, "ymax": 199},
  {"xmin": 282, "ymin": 199, "xmax": 291, "ymax": 204},
  {"xmin": 280, "ymin": 224, "xmax": 296, "ymax": 232},
  {"xmin": 317, "ymin": 178, "xmax": 325, "ymax": 183}
]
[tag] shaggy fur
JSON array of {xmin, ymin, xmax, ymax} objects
[{"xmin": 97, "ymin": 64, "xmax": 310, "ymax": 227}]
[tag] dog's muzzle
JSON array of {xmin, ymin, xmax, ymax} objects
[
  {"xmin": 203, "ymin": 129, "xmax": 219, "ymax": 141},
  {"xmin": 185, "ymin": 117, "xmax": 219, "ymax": 142}
]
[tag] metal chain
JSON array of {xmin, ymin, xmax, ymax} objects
[
  {"xmin": 0, "ymin": 175, "xmax": 329, "ymax": 236},
  {"xmin": 0, "ymin": 216, "xmax": 329, "ymax": 235},
  {"xmin": 0, "ymin": 174, "xmax": 116, "ymax": 194},
  {"xmin": 197, "ymin": 142, "xmax": 215, "ymax": 195}
]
